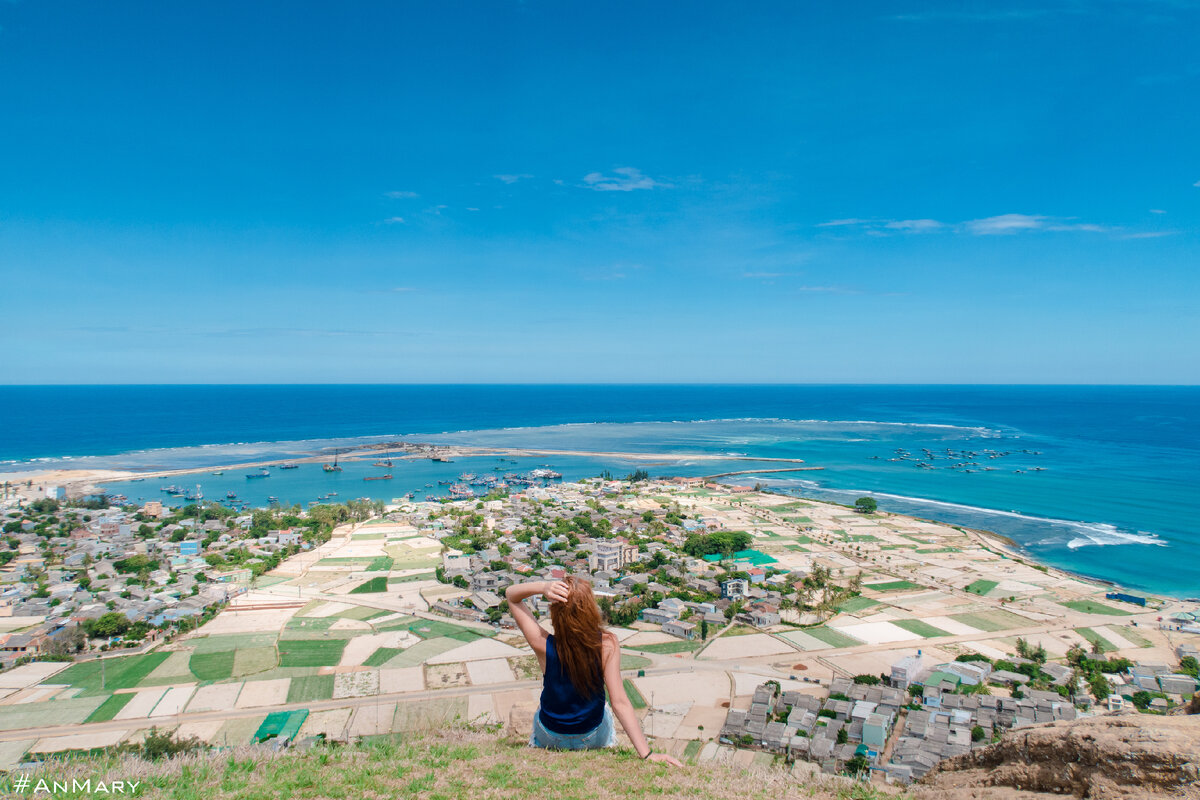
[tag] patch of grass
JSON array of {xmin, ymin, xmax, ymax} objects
[
  {"xmin": 1076, "ymin": 627, "xmax": 1117, "ymax": 653},
  {"xmin": 337, "ymin": 605, "xmax": 390, "ymax": 621},
  {"xmin": 722, "ymin": 625, "xmax": 761, "ymax": 637},
  {"xmin": 53, "ymin": 652, "xmax": 170, "ymax": 695},
  {"xmin": 864, "ymin": 580, "xmax": 923, "ymax": 592},
  {"xmin": 364, "ymin": 647, "xmax": 405, "ymax": 667},
  {"xmin": 278, "ymin": 639, "xmax": 347, "ymax": 667},
  {"xmin": 350, "ymin": 576, "xmax": 389, "ymax": 594},
  {"xmin": 837, "ymin": 596, "xmax": 881, "ymax": 614},
  {"xmin": 188, "ymin": 633, "xmax": 280, "ymax": 652},
  {"xmin": 367, "ymin": 556, "xmax": 394, "ymax": 571},
  {"xmin": 623, "ymin": 678, "xmax": 647, "ymax": 709},
  {"xmin": 84, "ymin": 693, "xmax": 134, "ymax": 723},
  {"xmin": 286, "ymin": 674, "xmax": 335, "ymax": 703},
  {"xmin": 847, "ymin": 534, "xmax": 879, "ymax": 542},
  {"xmin": 805, "ymin": 627, "xmax": 862, "ymax": 648},
  {"xmin": 625, "ymin": 640, "xmax": 702, "ymax": 654},
  {"xmin": 1062, "ymin": 599, "xmax": 1131, "ymax": 616},
  {"xmin": 965, "ymin": 579, "xmax": 999, "ymax": 595},
  {"xmin": 893, "ymin": 618, "xmax": 951, "ymax": 638},
  {"xmin": 683, "ymin": 739, "xmax": 703, "ymax": 762},
  {"xmin": 619, "ymin": 654, "xmax": 652, "ymax": 671},
  {"xmin": 784, "ymin": 544, "xmax": 810, "ymax": 552},
  {"xmin": 190, "ymin": 650, "xmax": 236, "ymax": 681},
  {"xmin": 916, "ymin": 547, "xmax": 959, "ymax": 554}
]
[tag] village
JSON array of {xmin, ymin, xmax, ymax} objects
[{"xmin": 0, "ymin": 470, "xmax": 1197, "ymax": 785}]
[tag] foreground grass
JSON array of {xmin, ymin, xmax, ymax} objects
[{"xmin": 15, "ymin": 729, "xmax": 905, "ymax": 800}]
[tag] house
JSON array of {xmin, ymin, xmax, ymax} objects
[
  {"xmin": 640, "ymin": 608, "xmax": 677, "ymax": 625},
  {"xmin": 863, "ymin": 714, "xmax": 888, "ymax": 749},
  {"xmin": 1106, "ymin": 694, "xmax": 1126, "ymax": 712},
  {"xmin": 891, "ymin": 653, "xmax": 927, "ymax": 689},
  {"xmin": 747, "ymin": 568, "xmax": 766, "ymax": 584},
  {"xmin": 662, "ymin": 620, "xmax": 696, "ymax": 640},
  {"xmin": 721, "ymin": 579, "xmax": 749, "ymax": 600}
]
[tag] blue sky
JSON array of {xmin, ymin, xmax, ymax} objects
[{"xmin": 1, "ymin": 0, "xmax": 1197, "ymax": 384}]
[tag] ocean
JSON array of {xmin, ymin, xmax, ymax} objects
[{"xmin": 1, "ymin": 385, "xmax": 1196, "ymax": 597}]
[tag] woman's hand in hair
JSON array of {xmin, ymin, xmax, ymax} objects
[
  {"xmin": 543, "ymin": 580, "xmax": 570, "ymax": 603},
  {"xmin": 646, "ymin": 753, "xmax": 683, "ymax": 767}
]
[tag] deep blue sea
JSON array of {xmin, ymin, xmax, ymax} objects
[{"xmin": 1, "ymin": 385, "xmax": 1196, "ymax": 598}]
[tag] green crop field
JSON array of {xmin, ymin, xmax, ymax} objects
[
  {"xmin": 805, "ymin": 627, "xmax": 862, "ymax": 648},
  {"xmin": 848, "ymin": 534, "xmax": 880, "ymax": 542},
  {"xmin": 950, "ymin": 609, "xmax": 1031, "ymax": 632},
  {"xmin": 1075, "ymin": 627, "xmax": 1117, "ymax": 653},
  {"xmin": 1062, "ymin": 600, "xmax": 1131, "ymax": 616},
  {"xmin": 404, "ymin": 620, "xmax": 491, "ymax": 641},
  {"xmin": 350, "ymin": 577, "xmax": 388, "ymax": 593},
  {"xmin": 190, "ymin": 650, "xmax": 236, "ymax": 681},
  {"xmin": 54, "ymin": 652, "xmax": 170, "ymax": 695},
  {"xmin": 84, "ymin": 693, "xmax": 134, "ymax": 723},
  {"xmin": 893, "ymin": 619, "xmax": 951, "ymax": 638},
  {"xmin": 683, "ymin": 739, "xmax": 703, "ymax": 762},
  {"xmin": 351, "ymin": 533, "xmax": 385, "ymax": 540},
  {"xmin": 623, "ymin": 678, "xmax": 647, "ymax": 709},
  {"xmin": 864, "ymin": 580, "xmax": 923, "ymax": 592},
  {"xmin": 367, "ymin": 556, "xmax": 394, "ymax": 571},
  {"xmin": 337, "ymin": 605, "xmax": 390, "ymax": 621},
  {"xmin": 232, "ymin": 646, "xmax": 278, "ymax": 677},
  {"xmin": 317, "ymin": 557, "xmax": 380, "ymax": 566},
  {"xmin": 965, "ymin": 579, "xmax": 999, "ymax": 595},
  {"xmin": 837, "ymin": 596, "xmax": 880, "ymax": 614},
  {"xmin": 1118, "ymin": 626, "xmax": 1154, "ymax": 648},
  {"xmin": 189, "ymin": 633, "xmax": 279, "ymax": 653},
  {"xmin": 279, "ymin": 639, "xmax": 347, "ymax": 667},
  {"xmin": 286, "ymin": 674, "xmax": 335, "ymax": 703},
  {"xmin": 364, "ymin": 647, "xmax": 405, "ymax": 667},
  {"xmin": 0, "ymin": 696, "xmax": 106, "ymax": 731},
  {"xmin": 370, "ymin": 638, "xmax": 465, "ymax": 668},
  {"xmin": 916, "ymin": 547, "xmax": 959, "ymax": 554}
]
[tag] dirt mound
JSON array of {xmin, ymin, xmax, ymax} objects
[{"xmin": 916, "ymin": 712, "xmax": 1200, "ymax": 800}]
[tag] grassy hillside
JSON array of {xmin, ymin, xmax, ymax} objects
[{"xmin": 14, "ymin": 729, "xmax": 903, "ymax": 800}]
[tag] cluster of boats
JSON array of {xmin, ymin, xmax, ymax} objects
[{"xmin": 873, "ymin": 447, "xmax": 1047, "ymax": 474}]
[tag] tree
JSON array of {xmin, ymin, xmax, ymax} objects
[
  {"xmin": 854, "ymin": 497, "xmax": 877, "ymax": 514},
  {"xmin": 844, "ymin": 753, "xmax": 869, "ymax": 777},
  {"xmin": 1179, "ymin": 656, "xmax": 1198, "ymax": 678},
  {"xmin": 852, "ymin": 674, "xmax": 881, "ymax": 686},
  {"xmin": 85, "ymin": 612, "xmax": 131, "ymax": 638},
  {"xmin": 701, "ymin": 618, "xmax": 709, "ymax": 641},
  {"xmin": 971, "ymin": 725, "xmax": 986, "ymax": 742},
  {"xmin": 836, "ymin": 727, "xmax": 849, "ymax": 744}
]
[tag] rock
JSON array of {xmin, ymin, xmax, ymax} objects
[{"xmin": 916, "ymin": 713, "xmax": 1200, "ymax": 799}]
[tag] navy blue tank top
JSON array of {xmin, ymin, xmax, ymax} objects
[{"xmin": 538, "ymin": 634, "xmax": 605, "ymax": 734}]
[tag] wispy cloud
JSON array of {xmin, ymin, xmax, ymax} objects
[
  {"xmin": 819, "ymin": 213, "xmax": 1116, "ymax": 236},
  {"xmin": 1150, "ymin": 209, "xmax": 1166, "ymax": 214},
  {"xmin": 1194, "ymin": 179, "xmax": 1200, "ymax": 187},
  {"xmin": 581, "ymin": 167, "xmax": 669, "ymax": 192},
  {"xmin": 494, "ymin": 173, "xmax": 533, "ymax": 184},
  {"xmin": 963, "ymin": 214, "xmax": 1112, "ymax": 234},
  {"xmin": 742, "ymin": 271, "xmax": 798, "ymax": 279},
  {"xmin": 385, "ymin": 190, "xmax": 419, "ymax": 199},
  {"xmin": 796, "ymin": 285, "xmax": 856, "ymax": 294},
  {"xmin": 883, "ymin": 218, "xmax": 945, "ymax": 232},
  {"xmin": 1119, "ymin": 231, "xmax": 1178, "ymax": 239},
  {"xmin": 383, "ymin": 216, "xmax": 406, "ymax": 224}
]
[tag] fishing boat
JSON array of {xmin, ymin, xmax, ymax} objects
[
  {"xmin": 226, "ymin": 491, "xmax": 238, "ymax": 499},
  {"xmin": 246, "ymin": 469, "xmax": 270, "ymax": 479},
  {"xmin": 431, "ymin": 456, "xmax": 452, "ymax": 462},
  {"xmin": 279, "ymin": 463, "xmax": 299, "ymax": 470},
  {"xmin": 364, "ymin": 474, "xmax": 392, "ymax": 481},
  {"xmin": 448, "ymin": 483, "xmax": 473, "ymax": 497},
  {"xmin": 437, "ymin": 480, "xmax": 453, "ymax": 485},
  {"xmin": 323, "ymin": 451, "xmax": 343, "ymax": 472},
  {"xmin": 458, "ymin": 473, "xmax": 476, "ymax": 481},
  {"xmin": 211, "ymin": 471, "xmax": 224, "ymax": 476},
  {"xmin": 372, "ymin": 458, "xmax": 394, "ymax": 468}
]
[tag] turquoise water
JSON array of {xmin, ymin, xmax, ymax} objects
[{"xmin": 2, "ymin": 385, "xmax": 1196, "ymax": 597}]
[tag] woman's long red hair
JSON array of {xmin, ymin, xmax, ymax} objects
[{"xmin": 548, "ymin": 576, "xmax": 613, "ymax": 699}]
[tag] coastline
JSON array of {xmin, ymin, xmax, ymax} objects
[{"xmin": 0, "ymin": 443, "xmax": 1173, "ymax": 603}]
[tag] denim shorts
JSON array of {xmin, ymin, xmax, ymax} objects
[{"xmin": 529, "ymin": 704, "xmax": 616, "ymax": 750}]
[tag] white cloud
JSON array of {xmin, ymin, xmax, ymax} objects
[
  {"xmin": 385, "ymin": 190, "xmax": 419, "ymax": 199},
  {"xmin": 883, "ymin": 218, "xmax": 945, "ymax": 232},
  {"xmin": 389, "ymin": 287, "xmax": 417, "ymax": 292},
  {"xmin": 494, "ymin": 174, "xmax": 533, "ymax": 184},
  {"xmin": 383, "ymin": 217, "xmax": 406, "ymax": 224},
  {"xmin": 1150, "ymin": 209, "xmax": 1166, "ymax": 214},
  {"xmin": 1194, "ymin": 179, "xmax": 1200, "ymax": 187},
  {"xmin": 817, "ymin": 218, "xmax": 872, "ymax": 227},
  {"xmin": 962, "ymin": 213, "xmax": 1048, "ymax": 234},
  {"xmin": 581, "ymin": 167, "xmax": 668, "ymax": 192}
]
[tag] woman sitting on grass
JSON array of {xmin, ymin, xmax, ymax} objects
[{"xmin": 506, "ymin": 576, "xmax": 682, "ymax": 766}]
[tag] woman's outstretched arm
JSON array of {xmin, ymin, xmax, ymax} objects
[
  {"xmin": 505, "ymin": 580, "xmax": 567, "ymax": 662},
  {"xmin": 601, "ymin": 638, "xmax": 683, "ymax": 767}
]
